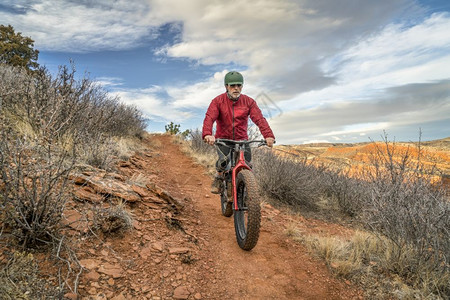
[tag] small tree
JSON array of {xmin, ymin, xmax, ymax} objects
[
  {"xmin": 0, "ymin": 24, "xmax": 39, "ymax": 71},
  {"xmin": 165, "ymin": 122, "xmax": 181, "ymax": 135},
  {"xmin": 165, "ymin": 122, "xmax": 191, "ymax": 139}
]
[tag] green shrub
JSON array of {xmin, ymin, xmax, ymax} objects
[{"xmin": 165, "ymin": 122, "xmax": 190, "ymax": 138}]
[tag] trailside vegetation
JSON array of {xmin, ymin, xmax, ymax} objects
[
  {"xmin": 0, "ymin": 61, "xmax": 146, "ymax": 296},
  {"xmin": 188, "ymin": 131, "xmax": 449, "ymax": 299}
]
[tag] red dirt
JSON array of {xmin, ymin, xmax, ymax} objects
[{"xmin": 68, "ymin": 134, "xmax": 364, "ymax": 299}]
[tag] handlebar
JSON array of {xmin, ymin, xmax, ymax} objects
[{"xmin": 214, "ymin": 138, "xmax": 274, "ymax": 148}]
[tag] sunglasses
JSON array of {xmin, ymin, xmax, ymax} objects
[{"xmin": 228, "ymin": 84, "xmax": 242, "ymax": 88}]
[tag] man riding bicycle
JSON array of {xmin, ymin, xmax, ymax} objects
[{"xmin": 202, "ymin": 71, "xmax": 275, "ymax": 194}]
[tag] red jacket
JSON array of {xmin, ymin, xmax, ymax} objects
[{"xmin": 202, "ymin": 93, "xmax": 275, "ymax": 140}]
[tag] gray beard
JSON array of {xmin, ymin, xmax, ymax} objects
[{"xmin": 227, "ymin": 92, "xmax": 240, "ymax": 101}]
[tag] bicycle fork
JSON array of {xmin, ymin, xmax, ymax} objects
[{"xmin": 231, "ymin": 148, "xmax": 251, "ymax": 211}]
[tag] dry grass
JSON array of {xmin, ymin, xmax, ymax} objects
[
  {"xmin": 179, "ymin": 131, "xmax": 216, "ymax": 175},
  {"xmin": 129, "ymin": 172, "xmax": 149, "ymax": 186},
  {"xmin": 113, "ymin": 136, "xmax": 146, "ymax": 161},
  {"xmin": 92, "ymin": 200, "xmax": 134, "ymax": 235},
  {"xmin": 147, "ymin": 134, "xmax": 164, "ymax": 150},
  {"xmin": 291, "ymin": 229, "xmax": 448, "ymax": 299},
  {"xmin": 283, "ymin": 222, "xmax": 304, "ymax": 240}
]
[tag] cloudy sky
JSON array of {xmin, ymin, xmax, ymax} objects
[{"xmin": 1, "ymin": 0, "xmax": 449, "ymax": 144}]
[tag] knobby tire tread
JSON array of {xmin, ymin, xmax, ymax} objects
[{"xmin": 221, "ymin": 184, "xmax": 233, "ymax": 217}]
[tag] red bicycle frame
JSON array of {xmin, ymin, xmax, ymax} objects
[{"xmin": 231, "ymin": 148, "xmax": 252, "ymax": 211}]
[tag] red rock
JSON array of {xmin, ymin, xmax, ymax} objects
[
  {"xmin": 80, "ymin": 259, "xmax": 101, "ymax": 270},
  {"xmin": 88, "ymin": 287, "xmax": 97, "ymax": 295},
  {"xmin": 85, "ymin": 270, "xmax": 100, "ymax": 281},
  {"xmin": 73, "ymin": 187, "xmax": 104, "ymax": 202},
  {"xmin": 168, "ymin": 247, "xmax": 190, "ymax": 254},
  {"xmin": 114, "ymin": 190, "xmax": 141, "ymax": 202},
  {"xmin": 91, "ymin": 282, "xmax": 101, "ymax": 288},
  {"xmin": 194, "ymin": 293, "xmax": 202, "ymax": 300},
  {"xmin": 173, "ymin": 286, "xmax": 190, "ymax": 299},
  {"xmin": 133, "ymin": 221, "xmax": 142, "ymax": 230},
  {"xmin": 111, "ymin": 292, "xmax": 127, "ymax": 300},
  {"xmin": 71, "ymin": 174, "xmax": 141, "ymax": 202},
  {"xmin": 106, "ymin": 291, "xmax": 114, "ymax": 298},
  {"xmin": 118, "ymin": 161, "xmax": 132, "ymax": 168},
  {"xmin": 132, "ymin": 184, "xmax": 150, "ymax": 197},
  {"xmin": 140, "ymin": 247, "xmax": 151, "ymax": 259},
  {"xmin": 153, "ymin": 257, "xmax": 163, "ymax": 264},
  {"xmin": 106, "ymin": 173, "xmax": 126, "ymax": 181},
  {"xmin": 152, "ymin": 242, "xmax": 164, "ymax": 252},
  {"xmin": 69, "ymin": 174, "xmax": 88, "ymax": 185},
  {"xmin": 98, "ymin": 263, "xmax": 124, "ymax": 278},
  {"xmin": 64, "ymin": 293, "xmax": 78, "ymax": 300}
]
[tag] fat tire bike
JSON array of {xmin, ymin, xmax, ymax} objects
[{"xmin": 214, "ymin": 139, "xmax": 266, "ymax": 251}]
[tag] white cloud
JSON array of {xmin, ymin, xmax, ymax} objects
[
  {"xmin": 270, "ymin": 79, "xmax": 450, "ymax": 144},
  {"xmin": 111, "ymin": 87, "xmax": 191, "ymax": 123},
  {"xmin": 151, "ymin": 0, "xmax": 419, "ymax": 97},
  {"xmin": 0, "ymin": 0, "xmax": 155, "ymax": 52},
  {"xmin": 95, "ymin": 77, "xmax": 124, "ymax": 88},
  {"xmin": 330, "ymin": 12, "xmax": 450, "ymax": 83},
  {"xmin": 122, "ymin": 6, "xmax": 450, "ymax": 143},
  {"xmin": 2, "ymin": 0, "xmax": 449, "ymax": 143}
]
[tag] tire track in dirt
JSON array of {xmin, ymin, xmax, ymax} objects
[{"xmin": 149, "ymin": 134, "xmax": 363, "ymax": 299}]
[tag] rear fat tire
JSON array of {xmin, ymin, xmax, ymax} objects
[
  {"xmin": 233, "ymin": 169, "xmax": 261, "ymax": 251},
  {"xmin": 220, "ymin": 181, "xmax": 233, "ymax": 217}
]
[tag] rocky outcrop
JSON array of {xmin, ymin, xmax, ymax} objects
[{"xmin": 70, "ymin": 172, "xmax": 185, "ymax": 213}]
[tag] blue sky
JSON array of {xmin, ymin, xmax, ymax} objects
[{"xmin": 1, "ymin": 0, "xmax": 449, "ymax": 144}]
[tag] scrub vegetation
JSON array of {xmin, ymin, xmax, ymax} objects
[
  {"xmin": 0, "ymin": 37, "xmax": 146, "ymax": 295},
  {"xmin": 187, "ymin": 131, "xmax": 450, "ymax": 299}
]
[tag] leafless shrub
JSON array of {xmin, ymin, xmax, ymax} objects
[
  {"xmin": 0, "ymin": 132, "xmax": 74, "ymax": 248},
  {"xmin": 252, "ymin": 149, "xmax": 327, "ymax": 209},
  {"xmin": 359, "ymin": 134, "xmax": 450, "ymax": 297},
  {"xmin": 322, "ymin": 169, "xmax": 370, "ymax": 217},
  {"xmin": 0, "ymin": 62, "xmax": 144, "ymax": 298},
  {"xmin": 188, "ymin": 129, "xmax": 215, "ymax": 156},
  {"xmin": 0, "ymin": 63, "xmax": 146, "ymax": 168}
]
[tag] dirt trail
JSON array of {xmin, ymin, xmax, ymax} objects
[{"xmin": 74, "ymin": 134, "xmax": 362, "ymax": 299}]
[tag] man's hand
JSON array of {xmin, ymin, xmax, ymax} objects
[
  {"xmin": 265, "ymin": 137, "xmax": 275, "ymax": 147},
  {"xmin": 204, "ymin": 135, "xmax": 215, "ymax": 146}
]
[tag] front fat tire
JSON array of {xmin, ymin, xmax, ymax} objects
[{"xmin": 234, "ymin": 169, "xmax": 261, "ymax": 251}]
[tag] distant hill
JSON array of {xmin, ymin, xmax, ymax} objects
[{"xmin": 274, "ymin": 137, "xmax": 450, "ymax": 176}]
